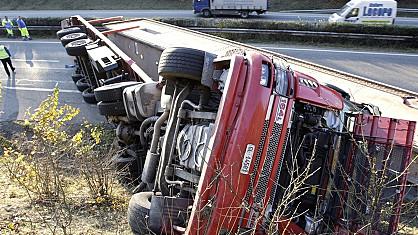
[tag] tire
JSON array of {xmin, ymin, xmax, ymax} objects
[
  {"xmin": 65, "ymin": 39, "xmax": 92, "ymax": 56},
  {"xmin": 326, "ymin": 84, "xmax": 350, "ymax": 100},
  {"xmin": 112, "ymin": 148, "xmax": 141, "ymax": 184},
  {"xmin": 56, "ymin": 27, "xmax": 82, "ymax": 39},
  {"xmin": 71, "ymin": 73, "xmax": 84, "ymax": 83},
  {"xmin": 128, "ymin": 192, "xmax": 154, "ymax": 235},
  {"xmin": 94, "ymin": 81, "xmax": 140, "ymax": 102},
  {"xmin": 60, "ymin": 32, "xmax": 87, "ymax": 46},
  {"xmin": 76, "ymin": 78, "xmax": 90, "ymax": 92},
  {"xmin": 158, "ymin": 47, "xmax": 205, "ymax": 81},
  {"xmin": 240, "ymin": 11, "xmax": 249, "ymax": 18},
  {"xmin": 202, "ymin": 9, "xmax": 212, "ymax": 18},
  {"xmin": 97, "ymin": 101, "xmax": 126, "ymax": 116},
  {"xmin": 82, "ymin": 87, "xmax": 98, "ymax": 104}
]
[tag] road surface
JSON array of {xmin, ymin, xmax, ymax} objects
[
  {"xmin": 1, "ymin": 10, "xmax": 418, "ymax": 27},
  {"xmin": 0, "ymin": 39, "xmax": 104, "ymax": 123},
  {"xmin": 1, "ymin": 39, "xmax": 417, "ymax": 123},
  {"xmin": 256, "ymin": 44, "xmax": 418, "ymax": 93}
]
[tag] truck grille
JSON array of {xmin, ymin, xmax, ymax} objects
[
  {"xmin": 268, "ymin": 128, "xmax": 290, "ymax": 205},
  {"xmin": 254, "ymin": 123, "xmax": 283, "ymax": 205},
  {"xmin": 244, "ymin": 121, "xmax": 269, "ymax": 203}
]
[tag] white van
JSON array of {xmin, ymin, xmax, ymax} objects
[{"xmin": 329, "ymin": 0, "xmax": 397, "ymax": 25}]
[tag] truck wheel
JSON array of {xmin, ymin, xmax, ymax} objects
[
  {"xmin": 65, "ymin": 39, "xmax": 92, "ymax": 56},
  {"xmin": 326, "ymin": 84, "xmax": 351, "ymax": 100},
  {"xmin": 158, "ymin": 47, "xmax": 205, "ymax": 81},
  {"xmin": 202, "ymin": 9, "xmax": 212, "ymax": 18},
  {"xmin": 60, "ymin": 32, "xmax": 87, "ymax": 46},
  {"xmin": 97, "ymin": 101, "xmax": 127, "ymax": 116},
  {"xmin": 94, "ymin": 81, "xmax": 140, "ymax": 102},
  {"xmin": 128, "ymin": 192, "xmax": 154, "ymax": 235},
  {"xmin": 56, "ymin": 27, "xmax": 82, "ymax": 39},
  {"xmin": 240, "ymin": 11, "xmax": 249, "ymax": 18},
  {"xmin": 71, "ymin": 73, "xmax": 84, "ymax": 83},
  {"xmin": 76, "ymin": 78, "xmax": 90, "ymax": 92},
  {"xmin": 82, "ymin": 87, "xmax": 98, "ymax": 104}
]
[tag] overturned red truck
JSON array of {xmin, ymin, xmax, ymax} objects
[{"xmin": 57, "ymin": 17, "xmax": 416, "ymax": 235}]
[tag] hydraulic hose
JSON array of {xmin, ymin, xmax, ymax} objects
[
  {"xmin": 150, "ymin": 112, "xmax": 169, "ymax": 153},
  {"xmin": 139, "ymin": 116, "xmax": 159, "ymax": 146}
]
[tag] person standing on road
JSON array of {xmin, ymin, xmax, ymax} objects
[
  {"xmin": 16, "ymin": 16, "xmax": 31, "ymax": 40},
  {"xmin": 1, "ymin": 16, "xmax": 14, "ymax": 38},
  {"xmin": 0, "ymin": 44, "xmax": 16, "ymax": 77}
]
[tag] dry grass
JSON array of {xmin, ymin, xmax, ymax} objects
[{"xmin": 0, "ymin": 162, "xmax": 132, "ymax": 234}]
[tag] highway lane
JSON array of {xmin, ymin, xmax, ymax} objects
[
  {"xmin": 256, "ymin": 44, "xmax": 418, "ymax": 93},
  {"xmin": 0, "ymin": 39, "xmax": 104, "ymax": 122},
  {"xmin": 1, "ymin": 10, "xmax": 417, "ymax": 27}
]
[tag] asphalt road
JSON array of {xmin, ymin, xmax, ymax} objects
[
  {"xmin": 0, "ymin": 39, "xmax": 104, "ymax": 123},
  {"xmin": 256, "ymin": 44, "xmax": 418, "ymax": 93},
  {"xmin": 0, "ymin": 39, "xmax": 417, "ymax": 123},
  {"xmin": 1, "ymin": 10, "xmax": 418, "ymax": 27}
]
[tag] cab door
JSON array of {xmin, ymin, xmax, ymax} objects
[{"xmin": 193, "ymin": 0, "xmax": 210, "ymax": 12}]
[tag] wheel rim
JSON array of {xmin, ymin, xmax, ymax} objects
[{"xmin": 203, "ymin": 10, "xmax": 210, "ymax": 17}]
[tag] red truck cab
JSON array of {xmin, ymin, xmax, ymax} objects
[
  {"xmin": 186, "ymin": 52, "xmax": 344, "ymax": 234},
  {"xmin": 127, "ymin": 50, "xmax": 415, "ymax": 235}
]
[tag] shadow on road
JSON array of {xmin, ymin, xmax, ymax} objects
[
  {"xmin": 0, "ymin": 73, "xmax": 19, "ymax": 121},
  {"xmin": 25, "ymin": 46, "xmax": 34, "ymax": 67}
]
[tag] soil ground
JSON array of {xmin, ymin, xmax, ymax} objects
[{"xmin": 0, "ymin": 167, "xmax": 131, "ymax": 234}]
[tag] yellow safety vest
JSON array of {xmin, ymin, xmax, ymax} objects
[{"xmin": 0, "ymin": 45, "xmax": 10, "ymax": 59}]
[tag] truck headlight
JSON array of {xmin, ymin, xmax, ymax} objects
[{"xmin": 260, "ymin": 63, "xmax": 270, "ymax": 87}]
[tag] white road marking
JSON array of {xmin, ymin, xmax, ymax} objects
[
  {"xmin": 0, "ymin": 78, "xmax": 74, "ymax": 84},
  {"xmin": 14, "ymin": 67, "xmax": 72, "ymax": 70},
  {"xmin": 261, "ymin": 47, "xmax": 418, "ymax": 57},
  {"xmin": 2, "ymin": 86, "xmax": 79, "ymax": 93},
  {"xmin": 14, "ymin": 59, "xmax": 61, "ymax": 63},
  {"xmin": 0, "ymin": 40, "xmax": 60, "ymax": 44}
]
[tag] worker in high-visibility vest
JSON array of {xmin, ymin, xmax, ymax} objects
[
  {"xmin": 1, "ymin": 16, "xmax": 14, "ymax": 38},
  {"xmin": 0, "ymin": 44, "xmax": 16, "ymax": 77},
  {"xmin": 16, "ymin": 16, "xmax": 31, "ymax": 40}
]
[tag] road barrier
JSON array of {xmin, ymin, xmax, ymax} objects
[
  {"xmin": 192, "ymin": 27, "xmax": 416, "ymax": 41},
  {"xmin": 1, "ymin": 25, "xmax": 416, "ymax": 43},
  {"xmin": 280, "ymin": 8, "xmax": 418, "ymax": 14}
]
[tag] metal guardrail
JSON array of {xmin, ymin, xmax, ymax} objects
[
  {"xmin": 0, "ymin": 25, "xmax": 62, "ymax": 31},
  {"xmin": 396, "ymin": 8, "xmax": 418, "ymax": 13},
  {"xmin": 2, "ymin": 26, "xmax": 415, "ymax": 43},
  {"xmin": 280, "ymin": 8, "xmax": 418, "ymax": 14},
  {"xmin": 192, "ymin": 27, "xmax": 416, "ymax": 41}
]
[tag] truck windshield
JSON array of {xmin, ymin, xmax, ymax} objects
[{"xmin": 336, "ymin": 4, "xmax": 351, "ymax": 16}]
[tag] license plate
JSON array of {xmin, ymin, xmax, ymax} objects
[{"xmin": 240, "ymin": 144, "xmax": 255, "ymax": 175}]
